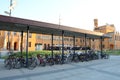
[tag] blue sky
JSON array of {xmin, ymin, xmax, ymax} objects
[{"xmin": 0, "ymin": 0, "xmax": 120, "ymax": 31}]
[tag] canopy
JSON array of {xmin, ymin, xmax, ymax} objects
[{"xmin": 0, "ymin": 15, "xmax": 110, "ymax": 38}]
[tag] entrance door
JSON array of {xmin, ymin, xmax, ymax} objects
[
  {"xmin": 14, "ymin": 42, "xmax": 17, "ymax": 50},
  {"xmin": 36, "ymin": 44, "xmax": 42, "ymax": 50},
  {"xmin": 110, "ymin": 44, "xmax": 114, "ymax": 50}
]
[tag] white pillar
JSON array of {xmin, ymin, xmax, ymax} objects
[
  {"xmin": 3, "ymin": 31, "xmax": 7, "ymax": 50},
  {"xmin": 11, "ymin": 32, "xmax": 14, "ymax": 50},
  {"xmin": 18, "ymin": 32, "xmax": 21, "ymax": 51}
]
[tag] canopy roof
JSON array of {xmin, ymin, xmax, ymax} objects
[{"xmin": 0, "ymin": 15, "xmax": 110, "ymax": 38}]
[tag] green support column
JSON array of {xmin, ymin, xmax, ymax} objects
[
  {"xmin": 85, "ymin": 34, "xmax": 87, "ymax": 53},
  {"xmin": 20, "ymin": 31, "xmax": 23, "ymax": 57},
  {"xmin": 61, "ymin": 30, "xmax": 64, "ymax": 64},
  {"xmin": 26, "ymin": 26, "xmax": 29, "ymax": 67},
  {"xmin": 100, "ymin": 36, "xmax": 103, "ymax": 54},
  {"xmin": 51, "ymin": 34, "xmax": 53, "ymax": 59},
  {"xmin": 73, "ymin": 36, "xmax": 75, "ymax": 54}
]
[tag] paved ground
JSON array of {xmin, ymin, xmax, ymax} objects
[{"xmin": 0, "ymin": 55, "xmax": 120, "ymax": 80}]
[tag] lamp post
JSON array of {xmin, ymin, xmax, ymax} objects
[
  {"xmin": 4, "ymin": 10, "xmax": 11, "ymax": 51},
  {"xmin": 58, "ymin": 14, "xmax": 61, "ymax": 53},
  {"xmin": 4, "ymin": 0, "xmax": 12, "ymax": 51},
  {"xmin": 4, "ymin": 0, "xmax": 16, "ymax": 51}
]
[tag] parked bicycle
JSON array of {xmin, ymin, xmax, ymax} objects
[
  {"xmin": 4, "ymin": 54, "xmax": 20, "ymax": 70},
  {"xmin": 45, "ymin": 54, "xmax": 54, "ymax": 66},
  {"xmin": 36, "ymin": 54, "xmax": 46, "ymax": 66},
  {"xmin": 4, "ymin": 54, "xmax": 37, "ymax": 70}
]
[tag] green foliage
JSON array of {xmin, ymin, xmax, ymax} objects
[
  {"xmin": 105, "ymin": 50, "xmax": 120, "ymax": 55},
  {"xmin": 13, "ymin": 50, "xmax": 62, "ymax": 58},
  {"xmin": 2, "ymin": 50, "xmax": 120, "ymax": 59},
  {"xmin": 14, "ymin": 50, "xmax": 51, "ymax": 57}
]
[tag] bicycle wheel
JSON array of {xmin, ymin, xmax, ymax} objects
[
  {"xmin": 40, "ymin": 61, "xmax": 46, "ymax": 67},
  {"xmin": 15, "ymin": 61, "xmax": 21, "ymax": 69},
  {"xmin": 28, "ymin": 61, "xmax": 37, "ymax": 70},
  {"xmin": 49, "ymin": 59, "xmax": 54, "ymax": 66},
  {"xmin": 5, "ymin": 63, "xmax": 12, "ymax": 70}
]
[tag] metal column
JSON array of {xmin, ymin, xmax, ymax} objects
[
  {"xmin": 20, "ymin": 31, "xmax": 23, "ymax": 57},
  {"xmin": 100, "ymin": 36, "xmax": 103, "ymax": 54},
  {"xmin": 51, "ymin": 34, "xmax": 54, "ymax": 59},
  {"xmin": 26, "ymin": 26, "xmax": 29, "ymax": 67},
  {"xmin": 61, "ymin": 30, "xmax": 64, "ymax": 64},
  {"xmin": 8, "ymin": 32, "xmax": 10, "ymax": 50},
  {"xmin": 85, "ymin": 34, "xmax": 87, "ymax": 53},
  {"xmin": 7, "ymin": 0, "xmax": 12, "ymax": 51},
  {"xmin": 73, "ymin": 36, "xmax": 75, "ymax": 54},
  {"xmin": 89, "ymin": 38, "xmax": 91, "ymax": 49}
]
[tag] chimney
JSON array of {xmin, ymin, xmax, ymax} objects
[{"xmin": 94, "ymin": 19, "xmax": 98, "ymax": 28}]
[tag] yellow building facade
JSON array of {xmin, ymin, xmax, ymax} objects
[
  {"xmin": 0, "ymin": 31, "xmax": 92, "ymax": 51},
  {"xmin": 94, "ymin": 19, "xmax": 120, "ymax": 50}
]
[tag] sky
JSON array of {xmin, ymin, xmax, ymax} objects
[{"xmin": 0, "ymin": 0, "xmax": 120, "ymax": 32}]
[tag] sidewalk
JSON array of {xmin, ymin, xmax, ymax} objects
[
  {"xmin": 0, "ymin": 56, "xmax": 120, "ymax": 80},
  {"xmin": 0, "ymin": 59, "xmax": 4, "ymax": 62}
]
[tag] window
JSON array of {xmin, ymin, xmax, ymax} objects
[
  {"xmin": 70, "ymin": 38, "xmax": 73, "ymax": 41},
  {"xmin": 102, "ymin": 38, "xmax": 104, "ymax": 41},
  {"xmin": 14, "ymin": 32, "xmax": 17, "ymax": 35},
  {"xmin": 44, "ymin": 44, "xmax": 47, "ymax": 50},
  {"xmin": 109, "ymin": 37, "xmax": 112, "ymax": 41},
  {"xmin": 42, "ymin": 35, "xmax": 50, "ymax": 40},
  {"xmin": 36, "ymin": 35, "xmax": 41, "ymax": 39},
  {"xmin": 29, "ymin": 33, "xmax": 32, "ymax": 38},
  {"xmin": 83, "ymin": 40, "xmax": 84, "ymax": 42},
  {"xmin": 54, "ymin": 36, "xmax": 58, "ymax": 41},
  {"xmin": 29, "ymin": 42, "xmax": 31, "ymax": 47},
  {"xmin": 80, "ymin": 39, "xmax": 82, "ymax": 43},
  {"xmin": 115, "ymin": 35, "xmax": 117, "ymax": 40},
  {"xmin": 64, "ymin": 38, "xmax": 69, "ymax": 41},
  {"xmin": 7, "ymin": 32, "xmax": 10, "ymax": 35},
  {"xmin": 76, "ymin": 39, "xmax": 78, "ymax": 42},
  {"xmin": 102, "ymin": 45, "xmax": 105, "ymax": 48}
]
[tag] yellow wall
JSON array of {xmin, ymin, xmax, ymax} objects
[
  {"xmin": 0, "ymin": 31, "xmax": 5, "ymax": 49},
  {"xmin": 28, "ymin": 33, "xmax": 36, "ymax": 51}
]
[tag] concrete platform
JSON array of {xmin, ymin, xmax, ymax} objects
[{"xmin": 0, "ymin": 55, "xmax": 120, "ymax": 80}]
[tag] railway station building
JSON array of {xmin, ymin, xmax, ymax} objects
[{"xmin": 0, "ymin": 15, "xmax": 119, "ymax": 52}]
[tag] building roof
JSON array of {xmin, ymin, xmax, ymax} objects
[
  {"xmin": 98, "ymin": 24, "xmax": 115, "ymax": 28},
  {"xmin": 0, "ymin": 15, "xmax": 110, "ymax": 38}
]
